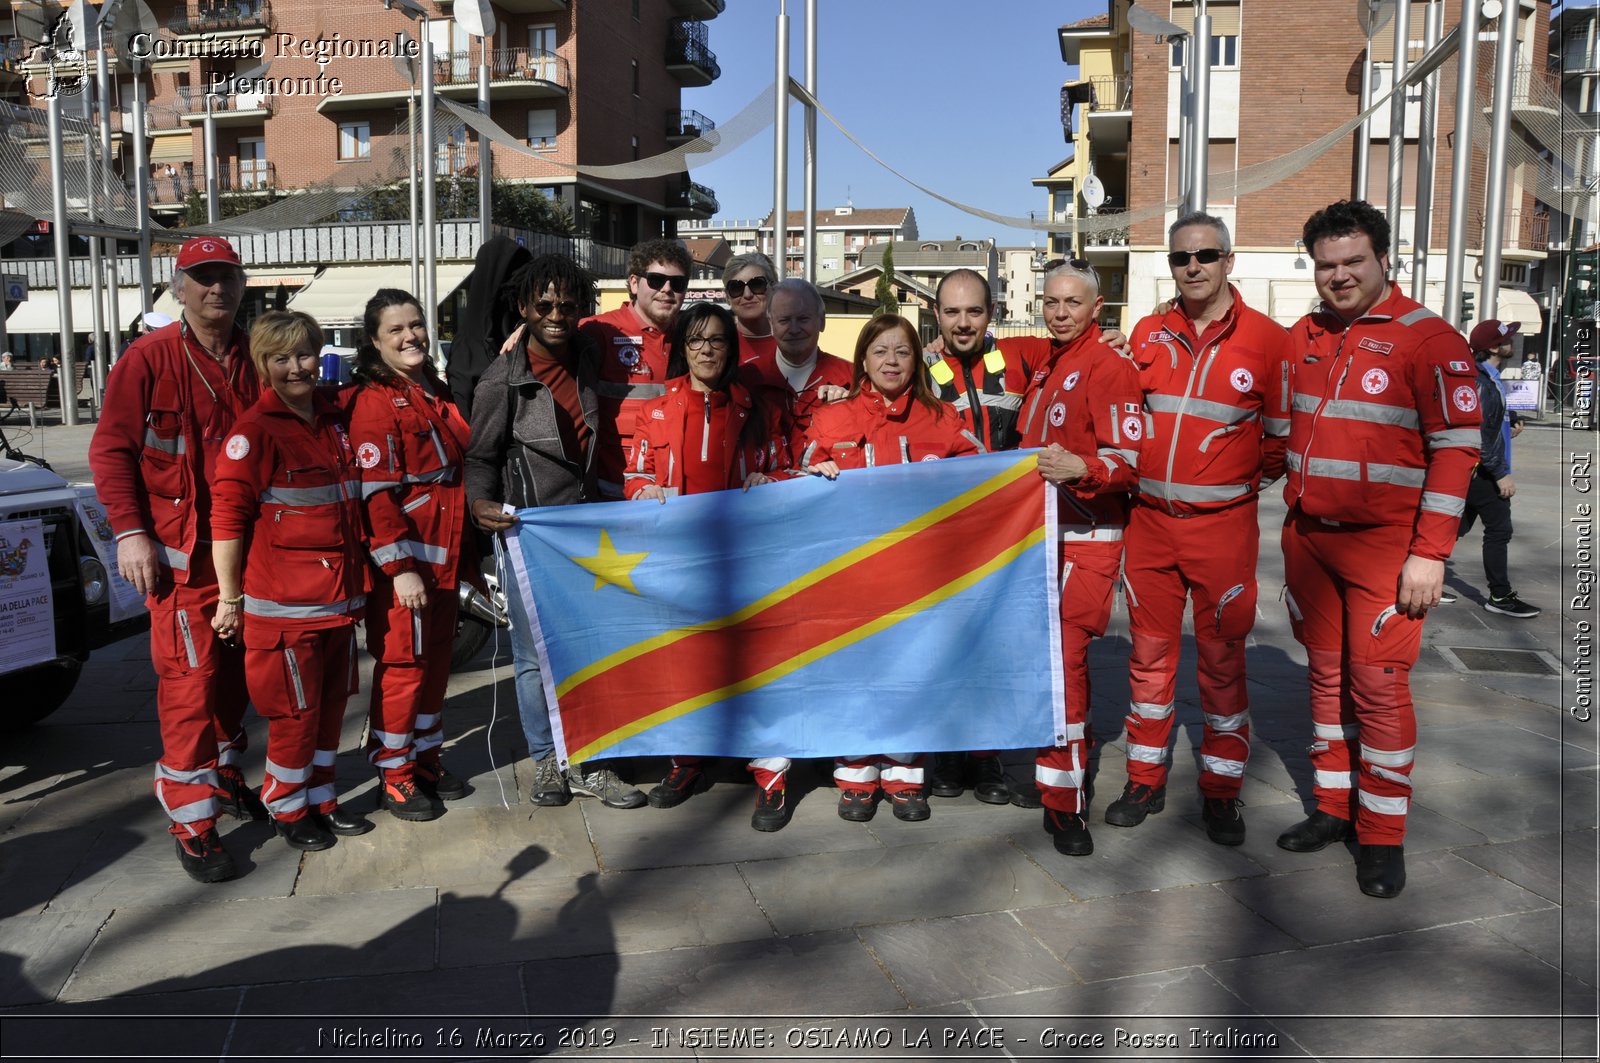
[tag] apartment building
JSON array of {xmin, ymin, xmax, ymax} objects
[{"xmin": 1042, "ymin": 0, "xmax": 1551, "ymax": 330}]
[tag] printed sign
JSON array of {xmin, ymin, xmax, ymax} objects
[
  {"xmin": 74, "ymin": 493, "xmax": 148, "ymax": 624},
  {"xmin": 0, "ymin": 519, "xmax": 56, "ymax": 675}
]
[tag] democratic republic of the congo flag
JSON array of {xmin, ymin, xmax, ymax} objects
[{"xmin": 506, "ymin": 450, "xmax": 1064, "ymax": 765}]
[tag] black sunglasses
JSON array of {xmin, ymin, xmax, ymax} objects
[
  {"xmin": 724, "ymin": 277, "xmax": 770, "ymax": 298},
  {"xmin": 532, "ymin": 299, "xmax": 581, "ymax": 317},
  {"xmin": 1167, "ymin": 248, "xmax": 1227, "ymax": 267},
  {"xmin": 640, "ymin": 271, "xmax": 689, "ymax": 294}
]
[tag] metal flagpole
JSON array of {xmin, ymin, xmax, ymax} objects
[
  {"xmin": 95, "ymin": 17, "xmax": 115, "ymax": 395},
  {"xmin": 203, "ymin": 93, "xmax": 219, "ymax": 223},
  {"xmin": 49, "ymin": 94, "xmax": 79, "ymax": 427},
  {"xmin": 477, "ymin": 32, "xmax": 492, "ymax": 238},
  {"xmin": 83, "ymin": 58, "xmax": 108, "ymax": 410},
  {"xmin": 422, "ymin": 35, "xmax": 440, "ymax": 362},
  {"xmin": 1411, "ymin": 0, "xmax": 1443, "ymax": 298},
  {"xmin": 1386, "ymin": 0, "xmax": 1411, "ymax": 277},
  {"xmin": 1179, "ymin": 37, "xmax": 1194, "ymax": 211},
  {"xmin": 802, "ymin": 0, "xmax": 817, "ymax": 284},
  {"xmin": 773, "ymin": 1, "xmax": 789, "ymax": 280},
  {"xmin": 1357, "ymin": 4, "xmax": 1377, "ymax": 200},
  {"xmin": 1442, "ymin": 0, "xmax": 1483, "ymax": 329},
  {"xmin": 1189, "ymin": 7, "xmax": 1211, "ymax": 213},
  {"xmin": 1479, "ymin": 1, "xmax": 1519, "ymax": 321},
  {"xmin": 131, "ymin": 68, "xmax": 152, "ymax": 315},
  {"xmin": 409, "ymin": 82, "xmax": 420, "ymax": 296}
]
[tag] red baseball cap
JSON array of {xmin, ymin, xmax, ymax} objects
[
  {"xmin": 176, "ymin": 237, "xmax": 243, "ymax": 272},
  {"xmin": 1468, "ymin": 318, "xmax": 1520, "ymax": 353}
]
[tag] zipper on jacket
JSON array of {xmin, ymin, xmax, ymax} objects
[
  {"xmin": 959, "ymin": 359, "xmax": 986, "ymax": 447},
  {"xmin": 1162, "ymin": 335, "xmax": 1203, "ymax": 516},
  {"xmin": 1300, "ymin": 329, "xmax": 1356, "ymax": 500},
  {"xmin": 899, "ymin": 436, "xmax": 911, "ymax": 463},
  {"xmin": 701, "ymin": 398, "xmax": 711, "ymax": 462}
]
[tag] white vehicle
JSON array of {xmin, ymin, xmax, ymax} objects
[{"xmin": 0, "ymin": 428, "xmax": 146, "ymax": 728}]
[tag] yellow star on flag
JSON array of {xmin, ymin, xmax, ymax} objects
[{"xmin": 570, "ymin": 529, "xmax": 648, "ymax": 595}]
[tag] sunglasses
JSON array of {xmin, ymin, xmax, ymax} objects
[
  {"xmin": 724, "ymin": 277, "xmax": 770, "ymax": 298},
  {"xmin": 531, "ymin": 299, "xmax": 581, "ymax": 317},
  {"xmin": 1167, "ymin": 248, "xmax": 1227, "ymax": 267},
  {"xmin": 640, "ymin": 271, "xmax": 689, "ymax": 294}
]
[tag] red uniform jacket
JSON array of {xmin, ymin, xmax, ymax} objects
[
  {"xmin": 738, "ymin": 332, "xmax": 777, "ymax": 365},
  {"xmin": 624, "ymin": 379, "xmax": 790, "ymax": 498},
  {"xmin": 1131, "ymin": 288, "xmax": 1293, "ymax": 516},
  {"xmin": 88, "ymin": 320, "xmax": 259, "ymax": 582},
  {"xmin": 347, "ymin": 375, "xmax": 473, "ymax": 590},
  {"xmin": 210, "ymin": 389, "xmax": 369, "ymax": 631},
  {"xmin": 800, "ymin": 386, "xmax": 985, "ymax": 469},
  {"xmin": 1285, "ymin": 286, "xmax": 1480, "ymax": 560},
  {"xmin": 1016, "ymin": 324, "xmax": 1142, "ymax": 528},
  {"xmin": 738, "ymin": 348, "xmax": 852, "ymax": 455},
  {"xmin": 580, "ymin": 304, "xmax": 670, "ymax": 497},
  {"xmin": 927, "ymin": 339, "xmax": 1048, "ymax": 452}
]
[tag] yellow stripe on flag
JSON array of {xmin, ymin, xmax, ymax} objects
[
  {"xmin": 567, "ymin": 524, "xmax": 1048, "ymax": 763},
  {"xmin": 554, "ymin": 452, "xmax": 1040, "ymax": 699}
]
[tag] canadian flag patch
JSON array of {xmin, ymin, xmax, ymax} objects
[{"xmin": 1358, "ymin": 338, "xmax": 1395, "ymax": 355}]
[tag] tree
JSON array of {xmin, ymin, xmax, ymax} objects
[{"xmin": 873, "ymin": 243, "xmax": 899, "ymax": 316}]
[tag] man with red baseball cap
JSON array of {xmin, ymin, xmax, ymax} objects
[
  {"xmin": 1449, "ymin": 318, "xmax": 1540, "ymax": 618},
  {"xmin": 90, "ymin": 236, "xmax": 264, "ymax": 882}
]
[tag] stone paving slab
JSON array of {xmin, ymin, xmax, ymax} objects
[
  {"xmin": 437, "ymin": 863, "xmax": 774, "ymax": 967},
  {"xmin": 294, "ymin": 802, "xmax": 600, "ymax": 897},
  {"xmin": 1205, "ymin": 922, "xmax": 1589, "ymax": 1059},
  {"xmin": 736, "ymin": 838, "xmax": 1068, "ymax": 937},
  {"xmin": 59, "ymin": 888, "xmax": 439, "ymax": 1001},
  {"xmin": 1453, "ymin": 829, "xmax": 1598, "ymax": 906},
  {"xmin": 0, "ymin": 908, "xmax": 111, "ymax": 1006},
  {"xmin": 857, "ymin": 911, "xmax": 1077, "ymax": 1007},
  {"xmin": 1013, "ymin": 884, "xmax": 1300, "ymax": 982},
  {"xmin": 0, "ymin": 825, "xmax": 121, "ymax": 919},
  {"xmin": 1417, "ymin": 720, "xmax": 1583, "ymax": 778},
  {"xmin": 519, "ymin": 931, "xmax": 906, "ymax": 1016},
  {"xmin": 1424, "ymin": 769, "xmax": 1599, "ymax": 841},
  {"xmin": 1216, "ymin": 850, "xmax": 1554, "ymax": 947},
  {"xmin": 969, "ymin": 967, "xmax": 1304, "ymax": 1058}
]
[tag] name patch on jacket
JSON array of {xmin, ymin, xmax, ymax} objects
[
  {"xmin": 1358, "ymin": 338, "xmax": 1394, "ymax": 356},
  {"xmin": 1147, "ymin": 330, "xmax": 1174, "ymax": 343}
]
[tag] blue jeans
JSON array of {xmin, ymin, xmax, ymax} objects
[{"xmin": 504, "ymin": 564, "xmax": 556, "ymax": 761}]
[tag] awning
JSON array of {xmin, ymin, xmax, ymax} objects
[
  {"xmin": 287, "ymin": 263, "xmax": 474, "ymax": 328},
  {"xmin": 152, "ymin": 288, "xmax": 181, "ymax": 323},
  {"xmin": 5, "ymin": 287, "xmax": 146, "ymax": 334},
  {"xmin": 1494, "ymin": 287, "xmax": 1542, "ymax": 330}
]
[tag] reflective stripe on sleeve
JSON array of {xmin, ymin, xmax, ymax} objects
[
  {"xmin": 370, "ymin": 540, "xmax": 450, "ymax": 567},
  {"xmin": 1421, "ymin": 491, "xmax": 1466, "ymax": 517}
]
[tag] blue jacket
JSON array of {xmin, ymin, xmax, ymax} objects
[{"xmin": 1476, "ymin": 360, "xmax": 1510, "ymax": 479}]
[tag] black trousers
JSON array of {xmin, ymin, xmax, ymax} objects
[{"xmin": 1458, "ymin": 471, "xmax": 1514, "ymax": 599}]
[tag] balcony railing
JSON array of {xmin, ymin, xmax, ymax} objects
[
  {"xmin": 666, "ymin": 20, "xmax": 720, "ymax": 81},
  {"xmin": 673, "ymin": 179, "xmax": 719, "ymax": 216},
  {"xmin": 1082, "ymin": 207, "xmax": 1131, "ymax": 247},
  {"xmin": 175, "ymin": 87, "xmax": 272, "ymax": 116},
  {"xmin": 1088, "ymin": 74, "xmax": 1132, "ymax": 112},
  {"xmin": 219, "ymin": 159, "xmax": 276, "ymax": 192},
  {"xmin": 1479, "ymin": 208, "xmax": 1551, "ymax": 252},
  {"xmin": 146, "ymin": 166, "xmax": 196, "ymax": 205},
  {"xmin": 1510, "ymin": 60, "xmax": 1562, "ymax": 109},
  {"xmin": 667, "ymin": 109, "xmax": 716, "ymax": 140},
  {"xmin": 169, "ymin": 0, "xmax": 273, "ymax": 35},
  {"xmin": 429, "ymin": 48, "xmax": 570, "ymax": 91}
]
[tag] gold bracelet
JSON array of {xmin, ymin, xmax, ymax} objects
[{"xmin": 220, "ymin": 595, "xmax": 243, "ymax": 606}]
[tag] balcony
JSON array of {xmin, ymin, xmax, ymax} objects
[
  {"xmin": 668, "ymin": 0, "xmax": 725, "ymax": 18},
  {"xmin": 666, "ymin": 109, "xmax": 715, "ymax": 144},
  {"xmin": 1082, "ymin": 207, "xmax": 1131, "ymax": 250},
  {"xmin": 178, "ymin": 87, "xmax": 272, "ymax": 125},
  {"xmin": 1509, "ymin": 60, "xmax": 1561, "ymax": 117},
  {"xmin": 666, "ymin": 20, "xmax": 719, "ymax": 87},
  {"xmin": 438, "ymin": 0, "xmax": 567, "ymax": 12},
  {"xmin": 670, "ymin": 178, "xmax": 719, "ymax": 218},
  {"xmin": 1479, "ymin": 207, "xmax": 1551, "ymax": 254},
  {"xmin": 146, "ymin": 166, "xmax": 197, "ymax": 206},
  {"xmin": 220, "ymin": 159, "xmax": 277, "ymax": 193},
  {"xmin": 168, "ymin": 0, "xmax": 274, "ymax": 37},
  {"xmin": 318, "ymin": 47, "xmax": 568, "ymax": 112}
]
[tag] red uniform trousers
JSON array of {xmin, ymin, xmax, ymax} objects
[
  {"xmin": 1122, "ymin": 502, "xmax": 1258, "ymax": 798},
  {"xmin": 1034, "ymin": 539, "xmax": 1124, "ymax": 813},
  {"xmin": 365, "ymin": 583, "xmax": 459, "ymax": 782},
  {"xmin": 834, "ymin": 753, "xmax": 925, "ymax": 795},
  {"xmin": 1281, "ymin": 510, "xmax": 1421, "ymax": 845},
  {"xmin": 148, "ymin": 551, "xmax": 250, "ymax": 839},
  {"xmin": 245, "ymin": 623, "xmax": 359, "ymax": 824}
]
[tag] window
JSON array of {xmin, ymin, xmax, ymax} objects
[
  {"xmin": 1168, "ymin": 2, "xmax": 1240, "ymax": 69},
  {"xmin": 337, "ymin": 121, "xmax": 370, "ymax": 160},
  {"xmin": 527, "ymin": 110, "xmax": 556, "ymax": 150},
  {"xmin": 528, "ymin": 24, "xmax": 555, "ymax": 58},
  {"xmin": 1169, "ymin": 32, "xmax": 1238, "ymax": 68}
]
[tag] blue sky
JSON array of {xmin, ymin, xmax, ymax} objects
[{"xmin": 679, "ymin": 0, "xmax": 1104, "ymax": 247}]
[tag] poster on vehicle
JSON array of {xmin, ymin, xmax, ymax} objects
[
  {"xmin": 0, "ymin": 519, "xmax": 56, "ymax": 675},
  {"xmin": 73, "ymin": 493, "xmax": 147, "ymax": 623}
]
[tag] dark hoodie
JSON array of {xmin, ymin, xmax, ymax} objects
[{"xmin": 447, "ymin": 236, "xmax": 532, "ymax": 417}]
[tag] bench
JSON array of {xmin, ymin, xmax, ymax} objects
[{"xmin": 0, "ymin": 362, "xmax": 90, "ymax": 420}]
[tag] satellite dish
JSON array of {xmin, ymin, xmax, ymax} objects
[
  {"xmin": 1082, "ymin": 174, "xmax": 1106, "ymax": 209},
  {"xmin": 1126, "ymin": 2, "xmax": 1186, "ymax": 39},
  {"xmin": 1358, "ymin": 0, "xmax": 1394, "ymax": 37},
  {"xmin": 453, "ymin": 0, "xmax": 493, "ymax": 40},
  {"xmin": 1481, "ymin": 0, "xmax": 1503, "ymax": 19},
  {"xmin": 392, "ymin": 30, "xmax": 416, "ymax": 85}
]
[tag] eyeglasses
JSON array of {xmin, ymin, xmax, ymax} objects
[
  {"xmin": 724, "ymin": 277, "xmax": 770, "ymax": 298},
  {"xmin": 532, "ymin": 299, "xmax": 581, "ymax": 317},
  {"xmin": 640, "ymin": 271, "xmax": 689, "ymax": 294},
  {"xmin": 684, "ymin": 335, "xmax": 730, "ymax": 352},
  {"xmin": 1167, "ymin": 248, "xmax": 1227, "ymax": 268}
]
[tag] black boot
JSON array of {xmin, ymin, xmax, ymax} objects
[
  {"xmin": 318, "ymin": 805, "xmax": 376, "ymax": 836},
  {"xmin": 276, "ymin": 816, "xmax": 336, "ymax": 852},
  {"xmin": 1275, "ymin": 809, "xmax": 1354, "ymax": 853},
  {"xmin": 929, "ymin": 753, "xmax": 965, "ymax": 798},
  {"xmin": 1356, "ymin": 844, "xmax": 1406, "ymax": 898}
]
